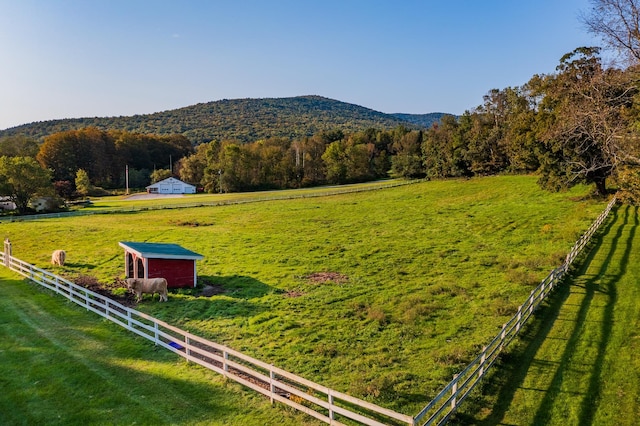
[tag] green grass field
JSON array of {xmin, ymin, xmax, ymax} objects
[
  {"xmin": 70, "ymin": 179, "xmax": 414, "ymax": 213},
  {"xmin": 0, "ymin": 267, "xmax": 315, "ymax": 426},
  {"xmin": 456, "ymin": 203, "xmax": 640, "ymax": 425},
  {"xmin": 0, "ymin": 175, "xmax": 618, "ymax": 421}
]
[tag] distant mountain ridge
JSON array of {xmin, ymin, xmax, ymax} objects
[
  {"xmin": 0, "ymin": 95, "xmax": 450, "ymax": 144},
  {"xmin": 391, "ymin": 112, "xmax": 449, "ymax": 128}
]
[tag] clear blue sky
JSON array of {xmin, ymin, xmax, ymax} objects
[{"xmin": 0, "ymin": 0, "xmax": 599, "ymax": 130}]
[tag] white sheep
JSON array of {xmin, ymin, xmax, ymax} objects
[{"xmin": 51, "ymin": 249, "xmax": 66, "ymax": 266}]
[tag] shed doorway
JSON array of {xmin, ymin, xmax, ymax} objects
[{"xmin": 126, "ymin": 252, "xmax": 145, "ymax": 278}]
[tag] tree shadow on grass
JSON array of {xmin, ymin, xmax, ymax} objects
[
  {"xmin": 62, "ymin": 262, "xmax": 97, "ymax": 269},
  {"xmin": 526, "ymin": 205, "xmax": 631, "ymax": 425},
  {"xmin": 195, "ymin": 274, "xmax": 276, "ymax": 299},
  {"xmin": 457, "ymin": 204, "xmax": 634, "ymax": 425},
  {"xmin": 150, "ymin": 274, "xmax": 277, "ymax": 320}
]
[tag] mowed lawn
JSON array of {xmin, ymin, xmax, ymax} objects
[
  {"xmin": 0, "ymin": 268, "xmax": 316, "ymax": 426},
  {"xmin": 457, "ymin": 203, "xmax": 640, "ymax": 425},
  {"xmin": 0, "ymin": 175, "xmax": 610, "ymax": 417}
]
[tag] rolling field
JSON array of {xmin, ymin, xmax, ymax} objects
[
  {"xmin": 0, "ymin": 175, "xmax": 609, "ymax": 419},
  {"xmin": 457, "ymin": 203, "xmax": 640, "ymax": 425}
]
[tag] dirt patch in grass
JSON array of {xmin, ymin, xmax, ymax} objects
[
  {"xmin": 170, "ymin": 220, "xmax": 214, "ymax": 227},
  {"xmin": 305, "ymin": 272, "xmax": 348, "ymax": 284},
  {"xmin": 66, "ymin": 274, "xmax": 136, "ymax": 307},
  {"xmin": 283, "ymin": 290, "xmax": 305, "ymax": 298}
]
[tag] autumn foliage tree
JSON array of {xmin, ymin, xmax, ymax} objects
[
  {"xmin": 533, "ymin": 47, "xmax": 637, "ymax": 195},
  {"xmin": 37, "ymin": 128, "xmax": 193, "ymax": 191}
]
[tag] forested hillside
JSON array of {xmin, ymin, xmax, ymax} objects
[
  {"xmin": 0, "ymin": 96, "xmax": 442, "ymax": 144},
  {"xmin": 391, "ymin": 112, "xmax": 450, "ymax": 128}
]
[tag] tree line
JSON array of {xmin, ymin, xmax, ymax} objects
[
  {"xmin": 177, "ymin": 41, "xmax": 640, "ymax": 197},
  {"xmin": 2, "ymin": 0, "xmax": 640, "ymax": 212}
]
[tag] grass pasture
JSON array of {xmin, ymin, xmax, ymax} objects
[
  {"xmin": 457, "ymin": 203, "xmax": 640, "ymax": 425},
  {"xmin": 70, "ymin": 179, "xmax": 414, "ymax": 214},
  {"xmin": 1, "ymin": 175, "xmax": 609, "ymax": 419},
  {"xmin": 0, "ymin": 267, "xmax": 313, "ymax": 426}
]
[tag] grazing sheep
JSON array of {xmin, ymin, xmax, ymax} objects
[
  {"xmin": 125, "ymin": 277, "xmax": 168, "ymax": 302},
  {"xmin": 51, "ymin": 250, "xmax": 66, "ymax": 266}
]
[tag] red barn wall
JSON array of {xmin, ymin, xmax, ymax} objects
[{"xmin": 147, "ymin": 258, "xmax": 195, "ymax": 288}]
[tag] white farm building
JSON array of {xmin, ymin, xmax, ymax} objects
[{"xmin": 146, "ymin": 177, "xmax": 196, "ymax": 194}]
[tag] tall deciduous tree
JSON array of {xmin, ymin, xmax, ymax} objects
[
  {"xmin": 533, "ymin": 47, "xmax": 638, "ymax": 195},
  {"xmin": 74, "ymin": 169, "xmax": 92, "ymax": 197},
  {"xmin": 0, "ymin": 135, "xmax": 39, "ymax": 158},
  {"xmin": 423, "ymin": 115, "xmax": 468, "ymax": 178},
  {"xmin": 178, "ymin": 142, "xmax": 209, "ymax": 186},
  {"xmin": 391, "ymin": 128, "xmax": 425, "ymax": 178},
  {"xmin": 0, "ymin": 156, "xmax": 53, "ymax": 214},
  {"xmin": 37, "ymin": 130, "xmax": 84, "ymax": 182},
  {"xmin": 150, "ymin": 169, "xmax": 172, "ymax": 183},
  {"xmin": 583, "ymin": 0, "xmax": 640, "ymax": 63},
  {"xmin": 322, "ymin": 140, "xmax": 348, "ymax": 184},
  {"xmin": 463, "ymin": 89, "xmax": 510, "ymax": 175}
]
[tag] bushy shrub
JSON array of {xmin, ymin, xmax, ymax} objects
[{"xmin": 614, "ymin": 166, "xmax": 640, "ymax": 205}]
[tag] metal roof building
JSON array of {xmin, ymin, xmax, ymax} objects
[{"xmin": 146, "ymin": 177, "xmax": 196, "ymax": 194}]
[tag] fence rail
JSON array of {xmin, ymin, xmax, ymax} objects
[{"xmin": 0, "ymin": 195, "xmax": 617, "ymax": 426}]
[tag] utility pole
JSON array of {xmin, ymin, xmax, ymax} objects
[{"xmin": 125, "ymin": 164, "xmax": 129, "ymax": 195}]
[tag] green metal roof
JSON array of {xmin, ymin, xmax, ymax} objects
[{"xmin": 118, "ymin": 241, "xmax": 204, "ymax": 260}]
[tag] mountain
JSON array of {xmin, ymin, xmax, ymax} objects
[
  {"xmin": 391, "ymin": 112, "xmax": 451, "ymax": 128},
  {"xmin": 0, "ymin": 95, "xmax": 447, "ymax": 144}
]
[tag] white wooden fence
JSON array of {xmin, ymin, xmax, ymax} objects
[{"xmin": 0, "ymin": 195, "xmax": 617, "ymax": 425}]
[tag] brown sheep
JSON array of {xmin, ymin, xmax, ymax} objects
[
  {"xmin": 51, "ymin": 250, "xmax": 66, "ymax": 266},
  {"xmin": 125, "ymin": 277, "xmax": 168, "ymax": 302}
]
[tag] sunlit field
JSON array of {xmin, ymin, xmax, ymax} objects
[{"xmin": 2, "ymin": 175, "xmax": 607, "ymax": 417}]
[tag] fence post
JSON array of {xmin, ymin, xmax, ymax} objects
[
  {"xmin": 328, "ymin": 389, "xmax": 335, "ymax": 421},
  {"xmin": 186, "ymin": 336, "xmax": 191, "ymax": 361},
  {"xmin": 270, "ymin": 366, "xmax": 275, "ymax": 405},
  {"xmin": 223, "ymin": 351, "xmax": 229, "ymax": 375},
  {"xmin": 529, "ymin": 291, "xmax": 535, "ymax": 315},
  {"xmin": 154, "ymin": 321, "xmax": 159, "ymax": 345},
  {"xmin": 479, "ymin": 346, "xmax": 487, "ymax": 378},
  {"xmin": 451, "ymin": 374, "xmax": 459, "ymax": 410},
  {"xmin": 3, "ymin": 238, "xmax": 10, "ymax": 267},
  {"xmin": 516, "ymin": 306, "xmax": 523, "ymax": 333}
]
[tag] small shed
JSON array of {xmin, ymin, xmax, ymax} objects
[
  {"xmin": 146, "ymin": 177, "xmax": 196, "ymax": 194},
  {"xmin": 119, "ymin": 241, "xmax": 204, "ymax": 288}
]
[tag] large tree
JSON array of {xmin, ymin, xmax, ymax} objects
[
  {"xmin": 0, "ymin": 134, "xmax": 39, "ymax": 158},
  {"xmin": 0, "ymin": 156, "xmax": 54, "ymax": 214},
  {"xmin": 583, "ymin": 0, "xmax": 640, "ymax": 63},
  {"xmin": 422, "ymin": 115, "xmax": 468, "ymax": 178},
  {"xmin": 390, "ymin": 128, "xmax": 425, "ymax": 178},
  {"xmin": 533, "ymin": 47, "xmax": 638, "ymax": 195}
]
